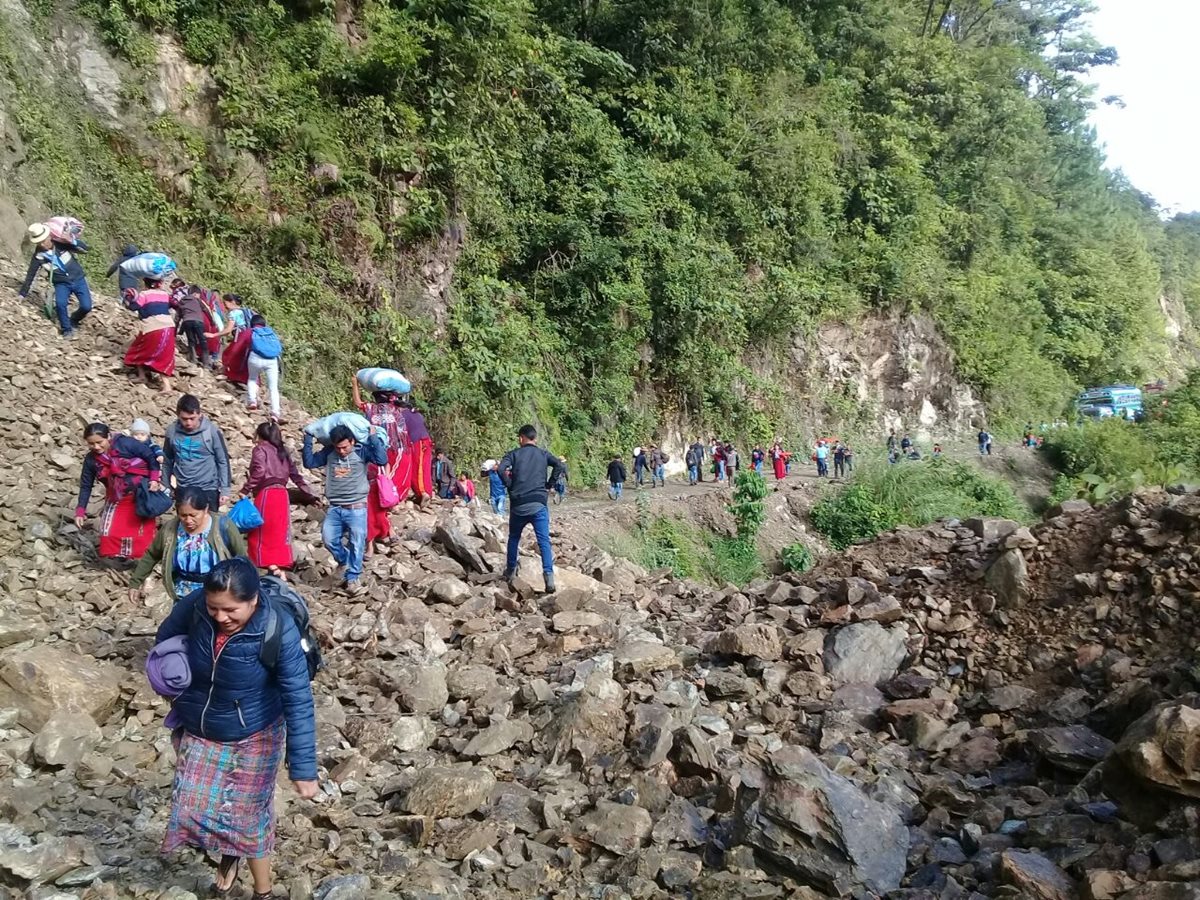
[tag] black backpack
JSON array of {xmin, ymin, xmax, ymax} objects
[{"xmin": 259, "ymin": 576, "xmax": 324, "ymax": 680}]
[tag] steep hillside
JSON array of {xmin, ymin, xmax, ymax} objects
[
  {"xmin": 2, "ymin": 278, "xmax": 1200, "ymax": 897},
  {"xmin": 4, "ymin": 0, "xmax": 1200, "ymax": 477}
]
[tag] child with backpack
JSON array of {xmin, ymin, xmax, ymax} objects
[{"xmin": 246, "ymin": 315, "xmax": 284, "ymax": 422}]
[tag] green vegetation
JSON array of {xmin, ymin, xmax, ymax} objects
[
  {"xmin": 1043, "ymin": 372, "xmax": 1200, "ymax": 500},
  {"xmin": 601, "ymin": 470, "xmax": 766, "ymax": 584},
  {"xmin": 600, "ymin": 512, "xmax": 760, "ymax": 586},
  {"xmin": 812, "ymin": 459, "xmax": 1029, "ymax": 549},
  {"xmin": 780, "ymin": 542, "xmax": 815, "ymax": 574},
  {"xmin": 5, "ymin": 0, "xmax": 1200, "ymax": 472}
]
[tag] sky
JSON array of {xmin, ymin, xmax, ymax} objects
[{"xmin": 1087, "ymin": 0, "xmax": 1200, "ymax": 214}]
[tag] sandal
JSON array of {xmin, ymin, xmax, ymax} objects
[
  {"xmin": 213, "ymin": 855, "xmax": 241, "ymax": 895},
  {"xmin": 252, "ymin": 892, "xmax": 274, "ymax": 899}
]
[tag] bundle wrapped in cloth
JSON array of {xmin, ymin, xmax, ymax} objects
[
  {"xmin": 305, "ymin": 412, "xmax": 389, "ymax": 448},
  {"xmin": 356, "ymin": 367, "xmax": 411, "ymax": 395},
  {"xmin": 120, "ymin": 252, "xmax": 178, "ymax": 280}
]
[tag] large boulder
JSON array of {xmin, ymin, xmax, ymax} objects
[
  {"xmin": 0, "ymin": 835, "xmax": 96, "ymax": 885},
  {"xmin": 998, "ymin": 849, "xmax": 1075, "ymax": 899},
  {"xmin": 986, "ymin": 548, "xmax": 1028, "ymax": 609},
  {"xmin": 434, "ymin": 525, "xmax": 490, "ymax": 574},
  {"xmin": 1115, "ymin": 704, "xmax": 1200, "ymax": 798},
  {"xmin": 823, "ymin": 623, "xmax": 908, "ymax": 686},
  {"xmin": 0, "ymin": 647, "xmax": 124, "ymax": 730},
  {"xmin": 375, "ymin": 659, "xmax": 449, "ymax": 716},
  {"xmin": 966, "ymin": 517, "xmax": 1021, "ymax": 543},
  {"xmin": 543, "ymin": 658, "xmax": 626, "ymax": 764},
  {"xmin": 574, "ymin": 800, "xmax": 653, "ymax": 856},
  {"xmin": 1030, "ymin": 725, "xmax": 1115, "ymax": 773},
  {"xmin": 734, "ymin": 745, "xmax": 908, "ymax": 896},
  {"xmin": 396, "ymin": 764, "xmax": 496, "ymax": 817},
  {"xmin": 32, "ymin": 710, "xmax": 103, "ymax": 767},
  {"xmin": 709, "ymin": 624, "xmax": 783, "ymax": 661}
]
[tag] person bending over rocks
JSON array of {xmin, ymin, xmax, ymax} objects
[{"xmin": 75, "ymin": 422, "xmax": 163, "ymax": 563}]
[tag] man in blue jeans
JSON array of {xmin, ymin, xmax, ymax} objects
[
  {"xmin": 303, "ymin": 423, "xmax": 388, "ymax": 595},
  {"xmin": 17, "ymin": 222, "xmax": 93, "ymax": 339},
  {"xmin": 499, "ymin": 424, "xmax": 567, "ymax": 593},
  {"xmin": 607, "ymin": 455, "xmax": 627, "ymax": 500}
]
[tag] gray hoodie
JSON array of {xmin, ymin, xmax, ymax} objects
[{"xmin": 163, "ymin": 416, "xmax": 232, "ymax": 494}]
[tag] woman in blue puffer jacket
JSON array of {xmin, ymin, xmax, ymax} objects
[{"xmin": 155, "ymin": 557, "xmax": 317, "ymax": 898}]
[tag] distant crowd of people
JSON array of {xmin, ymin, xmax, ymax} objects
[{"xmin": 601, "ymin": 437, "xmax": 857, "ymax": 498}]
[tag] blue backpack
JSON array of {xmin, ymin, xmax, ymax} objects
[{"xmin": 250, "ymin": 326, "xmax": 283, "ymax": 359}]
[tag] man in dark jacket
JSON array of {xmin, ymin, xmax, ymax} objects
[
  {"xmin": 106, "ymin": 244, "xmax": 141, "ymax": 299},
  {"xmin": 499, "ymin": 424, "xmax": 566, "ymax": 593},
  {"xmin": 689, "ymin": 440, "xmax": 706, "ymax": 482},
  {"xmin": 633, "ymin": 447, "xmax": 648, "ymax": 487},
  {"xmin": 434, "ymin": 451, "xmax": 456, "ymax": 499},
  {"xmin": 17, "ymin": 222, "xmax": 93, "ymax": 338},
  {"xmin": 163, "ymin": 394, "xmax": 233, "ymax": 512},
  {"xmin": 607, "ymin": 455, "xmax": 627, "ymax": 500}
]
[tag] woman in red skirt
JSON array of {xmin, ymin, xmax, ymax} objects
[
  {"xmin": 240, "ymin": 422, "xmax": 314, "ymax": 569},
  {"xmin": 122, "ymin": 280, "xmax": 175, "ymax": 392},
  {"xmin": 351, "ymin": 379, "xmax": 408, "ymax": 555},
  {"xmin": 75, "ymin": 422, "xmax": 164, "ymax": 561},
  {"xmin": 400, "ymin": 398, "xmax": 434, "ymax": 510}
]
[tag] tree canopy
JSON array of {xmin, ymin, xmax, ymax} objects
[{"xmin": 8, "ymin": 0, "xmax": 1199, "ymax": 470}]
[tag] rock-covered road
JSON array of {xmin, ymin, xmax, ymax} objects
[{"xmin": 0, "ymin": 272, "xmax": 1198, "ymax": 899}]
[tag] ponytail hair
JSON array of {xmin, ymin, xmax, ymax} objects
[{"xmin": 256, "ymin": 421, "xmax": 288, "ymax": 461}]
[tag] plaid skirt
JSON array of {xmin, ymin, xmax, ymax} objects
[{"xmin": 162, "ymin": 718, "xmax": 285, "ymax": 859}]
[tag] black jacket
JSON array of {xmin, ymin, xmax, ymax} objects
[
  {"xmin": 19, "ymin": 239, "xmax": 89, "ymax": 295},
  {"xmin": 499, "ymin": 444, "xmax": 566, "ymax": 511},
  {"xmin": 106, "ymin": 244, "xmax": 141, "ymax": 295},
  {"xmin": 607, "ymin": 460, "xmax": 627, "ymax": 484}
]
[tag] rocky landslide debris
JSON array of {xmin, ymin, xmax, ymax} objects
[{"xmin": 4, "ymin": 281, "xmax": 1200, "ymax": 897}]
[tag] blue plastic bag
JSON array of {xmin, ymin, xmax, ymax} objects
[{"xmin": 228, "ymin": 497, "xmax": 265, "ymax": 532}]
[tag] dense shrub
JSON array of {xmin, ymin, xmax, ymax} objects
[{"xmin": 812, "ymin": 460, "xmax": 1029, "ymax": 549}]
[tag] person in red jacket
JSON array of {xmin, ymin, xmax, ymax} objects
[{"xmin": 240, "ymin": 422, "xmax": 314, "ymax": 569}]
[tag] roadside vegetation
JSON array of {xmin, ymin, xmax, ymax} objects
[
  {"xmin": 6, "ymin": 0, "xmax": 1200, "ymax": 478},
  {"xmin": 811, "ymin": 459, "xmax": 1030, "ymax": 549},
  {"xmin": 602, "ymin": 472, "xmax": 768, "ymax": 586},
  {"xmin": 1043, "ymin": 372, "xmax": 1200, "ymax": 502}
]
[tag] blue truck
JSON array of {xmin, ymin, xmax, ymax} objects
[{"xmin": 1075, "ymin": 385, "xmax": 1144, "ymax": 421}]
